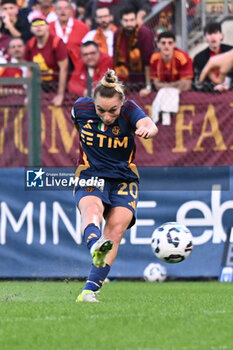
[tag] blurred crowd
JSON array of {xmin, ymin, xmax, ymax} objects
[{"xmin": 0, "ymin": 0, "xmax": 233, "ymax": 109}]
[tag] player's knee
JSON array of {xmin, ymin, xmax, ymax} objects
[
  {"xmin": 82, "ymin": 202, "xmax": 103, "ymax": 221},
  {"xmin": 88, "ymin": 203, "xmax": 103, "ymax": 216}
]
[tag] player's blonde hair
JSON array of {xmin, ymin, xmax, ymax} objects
[{"xmin": 94, "ymin": 69, "xmax": 125, "ymax": 99}]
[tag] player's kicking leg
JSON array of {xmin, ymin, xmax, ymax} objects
[
  {"xmin": 77, "ymin": 225, "xmax": 113, "ymax": 303},
  {"xmin": 77, "ymin": 207, "xmax": 133, "ymax": 303},
  {"xmin": 76, "ymin": 195, "xmax": 114, "ymax": 302}
]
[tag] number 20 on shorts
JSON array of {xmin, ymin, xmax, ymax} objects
[{"xmin": 118, "ymin": 182, "xmax": 138, "ymax": 199}]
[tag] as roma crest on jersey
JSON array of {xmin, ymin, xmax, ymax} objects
[
  {"xmin": 85, "ymin": 186, "xmax": 95, "ymax": 193},
  {"xmin": 112, "ymin": 126, "xmax": 121, "ymax": 135}
]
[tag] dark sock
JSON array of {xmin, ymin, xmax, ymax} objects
[
  {"xmin": 84, "ymin": 223, "xmax": 101, "ymax": 250},
  {"xmin": 84, "ymin": 264, "xmax": 111, "ymax": 292}
]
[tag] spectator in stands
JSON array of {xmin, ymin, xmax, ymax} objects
[
  {"xmin": 28, "ymin": 0, "xmax": 57, "ymax": 23},
  {"xmin": 49, "ymin": 0, "xmax": 89, "ymax": 71},
  {"xmin": 0, "ymin": 0, "xmax": 32, "ymax": 42},
  {"xmin": 113, "ymin": 7, "xmax": 154, "ymax": 94},
  {"xmin": 82, "ymin": 6, "xmax": 117, "ymax": 57},
  {"xmin": 142, "ymin": 31, "xmax": 193, "ymax": 94},
  {"xmin": 141, "ymin": 31, "xmax": 193, "ymax": 125},
  {"xmin": 193, "ymin": 22, "xmax": 233, "ymax": 92},
  {"xmin": 8, "ymin": 36, "xmax": 25, "ymax": 67},
  {"xmin": 200, "ymin": 49, "xmax": 233, "ymax": 85},
  {"xmin": 0, "ymin": 37, "xmax": 26, "ymax": 94},
  {"xmin": 68, "ymin": 40, "xmax": 113, "ymax": 97},
  {"xmin": 25, "ymin": 15, "xmax": 68, "ymax": 106},
  {"xmin": 84, "ymin": 0, "xmax": 151, "ymax": 29}
]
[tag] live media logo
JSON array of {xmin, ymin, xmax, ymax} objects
[
  {"xmin": 24, "ymin": 168, "xmax": 104, "ymax": 191},
  {"xmin": 26, "ymin": 168, "xmax": 45, "ymax": 188}
]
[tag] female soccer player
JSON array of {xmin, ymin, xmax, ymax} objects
[{"xmin": 71, "ymin": 69, "xmax": 157, "ymax": 302}]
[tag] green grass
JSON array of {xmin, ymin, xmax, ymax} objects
[{"xmin": 0, "ymin": 281, "xmax": 233, "ymax": 350}]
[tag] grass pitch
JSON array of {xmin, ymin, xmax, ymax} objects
[{"xmin": 0, "ymin": 281, "xmax": 233, "ymax": 350}]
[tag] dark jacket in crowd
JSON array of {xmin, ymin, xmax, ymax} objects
[
  {"xmin": 193, "ymin": 43, "xmax": 233, "ymax": 92},
  {"xmin": 1, "ymin": 13, "xmax": 33, "ymax": 43}
]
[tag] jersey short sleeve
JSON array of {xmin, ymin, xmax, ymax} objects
[
  {"xmin": 122, "ymin": 99, "xmax": 147, "ymax": 128},
  {"xmin": 71, "ymin": 97, "xmax": 92, "ymax": 124}
]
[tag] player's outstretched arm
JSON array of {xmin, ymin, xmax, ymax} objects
[
  {"xmin": 135, "ymin": 117, "xmax": 158, "ymax": 139},
  {"xmin": 200, "ymin": 49, "xmax": 233, "ymax": 84}
]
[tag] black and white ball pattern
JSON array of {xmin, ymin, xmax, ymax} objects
[{"xmin": 151, "ymin": 222, "xmax": 193, "ymax": 263}]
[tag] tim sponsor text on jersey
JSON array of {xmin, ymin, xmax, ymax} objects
[{"xmin": 81, "ymin": 128, "xmax": 129, "ymax": 149}]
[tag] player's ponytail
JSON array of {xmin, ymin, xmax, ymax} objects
[{"xmin": 94, "ymin": 69, "xmax": 125, "ymax": 99}]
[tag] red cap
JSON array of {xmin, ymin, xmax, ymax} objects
[{"xmin": 31, "ymin": 14, "xmax": 47, "ymax": 24}]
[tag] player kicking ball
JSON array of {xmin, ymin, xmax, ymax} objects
[{"xmin": 71, "ymin": 69, "xmax": 157, "ymax": 302}]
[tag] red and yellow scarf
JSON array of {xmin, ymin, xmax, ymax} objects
[
  {"xmin": 93, "ymin": 24, "xmax": 117, "ymax": 55},
  {"xmin": 114, "ymin": 25, "xmax": 143, "ymax": 81}
]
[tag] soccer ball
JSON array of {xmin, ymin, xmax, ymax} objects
[
  {"xmin": 143, "ymin": 263, "xmax": 167, "ymax": 282},
  {"xmin": 151, "ymin": 222, "xmax": 193, "ymax": 263}
]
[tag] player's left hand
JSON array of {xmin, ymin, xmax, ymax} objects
[{"xmin": 135, "ymin": 126, "xmax": 154, "ymax": 139}]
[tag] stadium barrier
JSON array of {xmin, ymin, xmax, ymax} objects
[
  {"xmin": 1, "ymin": 88, "xmax": 233, "ymax": 167},
  {"xmin": 0, "ymin": 62, "xmax": 41, "ymax": 167}
]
